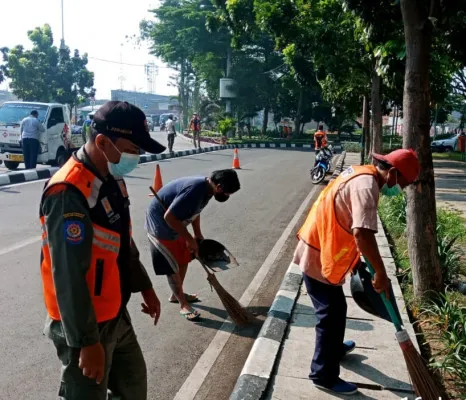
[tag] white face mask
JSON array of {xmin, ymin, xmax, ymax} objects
[{"xmin": 103, "ymin": 141, "xmax": 140, "ymax": 177}]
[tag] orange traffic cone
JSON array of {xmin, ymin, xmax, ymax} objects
[
  {"xmin": 149, "ymin": 164, "xmax": 163, "ymax": 196},
  {"xmin": 232, "ymin": 148, "xmax": 241, "ymax": 169}
]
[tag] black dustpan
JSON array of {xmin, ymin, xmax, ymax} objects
[
  {"xmin": 350, "ymin": 262, "xmax": 402, "ymax": 323},
  {"xmin": 197, "ymin": 239, "xmax": 239, "ymax": 272}
]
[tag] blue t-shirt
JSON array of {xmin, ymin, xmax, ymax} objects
[{"xmin": 145, "ymin": 176, "xmax": 212, "ymax": 240}]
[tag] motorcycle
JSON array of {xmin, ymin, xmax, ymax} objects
[{"xmin": 310, "ymin": 145, "xmax": 334, "ymax": 184}]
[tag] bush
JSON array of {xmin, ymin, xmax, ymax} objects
[
  {"xmin": 218, "ymin": 118, "xmax": 236, "ymax": 136},
  {"xmin": 420, "ymin": 291, "xmax": 466, "ymax": 398},
  {"xmin": 341, "ymin": 141, "xmax": 362, "ymax": 152},
  {"xmin": 379, "ymin": 195, "xmax": 466, "ymax": 286}
]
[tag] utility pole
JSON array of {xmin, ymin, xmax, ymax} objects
[
  {"xmin": 225, "ymin": 47, "xmax": 232, "ymax": 114},
  {"xmin": 60, "ymin": 0, "xmax": 66, "ymax": 50}
]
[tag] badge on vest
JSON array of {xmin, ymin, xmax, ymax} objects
[
  {"xmin": 64, "ymin": 221, "xmax": 84, "ymax": 245},
  {"xmin": 101, "ymin": 197, "xmax": 114, "ymax": 217},
  {"xmin": 117, "ymin": 180, "xmax": 128, "ymax": 198}
]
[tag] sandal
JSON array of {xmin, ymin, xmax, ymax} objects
[
  {"xmin": 180, "ymin": 308, "xmax": 201, "ymax": 321},
  {"xmin": 169, "ymin": 293, "xmax": 200, "ymax": 303}
]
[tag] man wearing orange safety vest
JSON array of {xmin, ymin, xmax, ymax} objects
[
  {"xmin": 293, "ymin": 149, "xmax": 420, "ymax": 396},
  {"xmin": 314, "ymin": 124, "xmax": 328, "ymax": 150},
  {"xmin": 39, "ymin": 101, "xmax": 166, "ymax": 400}
]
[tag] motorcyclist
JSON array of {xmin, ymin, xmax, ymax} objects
[{"xmin": 314, "ymin": 125, "xmax": 328, "ymax": 152}]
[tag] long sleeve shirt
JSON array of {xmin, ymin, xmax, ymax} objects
[{"xmin": 42, "ymin": 149, "xmax": 153, "ymax": 347}]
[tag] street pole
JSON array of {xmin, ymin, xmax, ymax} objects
[
  {"xmin": 433, "ymin": 104, "xmax": 438, "ymax": 139},
  {"xmin": 60, "ymin": 0, "xmax": 66, "ymax": 50},
  {"xmin": 225, "ymin": 47, "xmax": 232, "ymax": 115}
]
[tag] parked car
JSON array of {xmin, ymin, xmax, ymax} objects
[{"xmin": 431, "ymin": 133, "xmax": 460, "ymax": 152}]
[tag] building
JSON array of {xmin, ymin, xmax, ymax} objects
[
  {"xmin": 110, "ymin": 90, "xmax": 178, "ymax": 116},
  {"xmin": 0, "ymin": 90, "xmax": 18, "ymax": 106}
]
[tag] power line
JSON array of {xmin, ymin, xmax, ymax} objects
[{"xmin": 88, "ymin": 56, "xmax": 172, "ymax": 69}]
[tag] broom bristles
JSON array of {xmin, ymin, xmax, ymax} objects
[
  {"xmin": 207, "ymin": 272, "xmax": 252, "ymax": 327},
  {"xmin": 396, "ymin": 330, "xmax": 444, "ymax": 399}
]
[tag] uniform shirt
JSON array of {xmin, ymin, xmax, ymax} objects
[
  {"xmin": 145, "ymin": 176, "xmax": 212, "ymax": 240},
  {"xmin": 41, "ymin": 147, "xmax": 153, "ymax": 348},
  {"xmin": 293, "ymin": 173, "xmax": 379, "ymax": 285},
  {"xmin": 20, "ymin": 116, "xmax": 45, "ymax": 139}
]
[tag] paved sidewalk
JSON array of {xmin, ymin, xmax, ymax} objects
[
  {"xmin": 434, "ymin": 158, "xmax": 466, "ymax": 218},
  {"xmin": 232, "ymin": 152, "xmax": 418, "ymax": 400}
]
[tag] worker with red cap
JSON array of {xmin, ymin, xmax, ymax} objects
[{"xmin": 293, "ymin": 149, "xmax": 420, "ymax": 396}]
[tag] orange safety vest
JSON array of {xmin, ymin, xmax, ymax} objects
[
  {"xmin": 314, "ymin": 131, "xmax": 327, "ymax": 149},
  {"xmin": 298, "ymin": 165, "xmax": 378, "ymax": 284},
  {"xmin": 40, "ymin": 156, "xmax": 127, "ymax": 322}
]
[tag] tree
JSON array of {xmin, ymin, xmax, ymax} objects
[
  {"xmin": 1, "ymin": 25, "xmax": 94, "ymax": 108},
  {"xmin": 400, "ymin": 0, "xmax": 466, "ymax": 299}
]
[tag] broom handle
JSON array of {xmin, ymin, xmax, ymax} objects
[
  {"xmin": 363, "ymin": 258, "xmax": 403, "ymax": 332},
  {"xmin": 149, "ymin": 186, "xmax": 216, "ymax": 276}
]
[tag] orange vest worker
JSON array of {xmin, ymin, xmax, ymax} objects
[
  {"xmin": 298, "ymin": 165, "xmax": 378, "ymax": 284},
  {"xmin": 40, "ymin": 157, "xmax": 125, "ymax": 322},
  {"xmin": 314, "ymin": 130, "xmax": 328, "ymax": 149}
]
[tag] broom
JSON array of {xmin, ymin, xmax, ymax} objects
[
  {"xmin": 149, "ymin": 186, "xmax": 252, "ymax": 327},
  {"xmin": 364, "ymin": 259, "xmax": 443, "ymax": 399}
]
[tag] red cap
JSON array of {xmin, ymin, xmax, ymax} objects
[{"xmin": 372, "ymin": 149, "xmax": 420, "ymax": 184}]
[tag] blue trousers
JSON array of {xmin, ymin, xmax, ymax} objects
[
  {"xmin": 22, "ymin": 138, "xmax": 40, "ymax": 169},
  {"xmin": 303, "ymin": 273, "xmax": 347, "ymax": 386}
]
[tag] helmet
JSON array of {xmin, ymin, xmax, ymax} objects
[{"xmin": 350, "ymin": 262, "xmax": 402, "ymax": 323}]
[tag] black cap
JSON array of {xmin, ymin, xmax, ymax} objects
[{"xmin": 93, "ymin": 101, "xmax": 166, "ymax": 154}]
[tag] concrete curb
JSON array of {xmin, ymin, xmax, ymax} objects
[
  {"xmin": 230, "ymin": 151, "xmax": 347, "ymax": 400},
  {"xmin": 0, "ymin": 143, "xmax": 325, "ymax": 187}
]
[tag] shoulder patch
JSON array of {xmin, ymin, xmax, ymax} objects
[
  {"xmin": 64, "ymin": 221, "xmax": 84, "ymax": 245},
  {"xmin": 340, "ymin": 166, "xmax": 354, "ymax": 177}
]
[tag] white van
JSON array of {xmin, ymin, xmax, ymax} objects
[{"xmin": 0, "ymin": 101, "xmax": 84, "ymax": 170}]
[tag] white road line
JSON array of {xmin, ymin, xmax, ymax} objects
[
  {"xmin": 173, "ymin": 183, "xmax": 320, "ymax": 400},
  {"xmin": 0, "ymin": 236, "xmax": 41, "ymax": 257}
]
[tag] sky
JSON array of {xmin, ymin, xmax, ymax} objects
[{"xmin": 0, "ymin": 0, "xmax": 178, "ymax": 99}]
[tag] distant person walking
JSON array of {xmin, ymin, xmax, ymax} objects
[
  {"xmin": 189, "ymin": 113, "xmax": 201, "ymax": 148},
  {"xmin": 20, "ymin": 110, "xmax": 45, "ymax": 169},
  {"xmin": 166, "ymin": 115, "xmax": 176, "ymax": 153}
]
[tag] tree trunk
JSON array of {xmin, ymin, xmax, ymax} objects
[
  {"xmin": 362, "ymin": 95, "xmax": 369, "ymax": 164},
  {"xmin": 262, "ymin": 105, "xmax": 270, "ymax": 135},
  {"xmin": 401, "ymin": 0, "xmax": 443, "ymax": 299},
  {"xmin": 179, "ymin": 60, "xmax": 189, "ymax": 127},
  {"xmin": 364, "ymin": 95, "xmax": 371, "ymax": 158},
  {"xmin": 371, "ymin": 69, "xmax": 383, "ymax": 154},
  {"xmin": 294, "ymin": 88, "xmax": 303, "ymax": 136}
]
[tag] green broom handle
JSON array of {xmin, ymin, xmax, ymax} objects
[{"xmin": 363, "ymin": 258, "xmax": 403, "ymax": 332}]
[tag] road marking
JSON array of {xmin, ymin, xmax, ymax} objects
[
  {"xmin": 173, "ymin": 182, "xmax": 321, "ymax": 400},
  {"xmin": 0, "ymin": 236, "xmax": 41, "ymax": 257}
]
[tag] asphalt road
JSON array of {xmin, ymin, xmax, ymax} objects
[
  {"xmin": 0, "ymin": 147, "xmax": 319, "ymax": 400},
  {"xmin": 0, "ymin": 128, "xmax": 194, "ymax": 174}
]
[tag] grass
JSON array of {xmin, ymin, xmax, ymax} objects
[
  {"xmin": 378, "ymin": 193, "xmax": 466, "ymax": 397},
  {"xmin": 433, "ymin": 152, "xmax": 465, "ymax": 162}
]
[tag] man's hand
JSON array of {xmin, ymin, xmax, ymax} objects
[
  {"xmin": 187, "ymin": 235, "xmax": 199, "ymax": 258},
  {"xmin": 79, "ymin": 342, "xmax": 105, "ymax": 384},
  {"xmin": 194, "ymin": 233, "xmax": 204, "ymax": 242},
  {"xmin": 141, "ymin": 288, "xmax": 161, "ymax": 326},
  {"xmin": 372, "ymin": 271, "xmax": 391, "ymax": 298}
]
